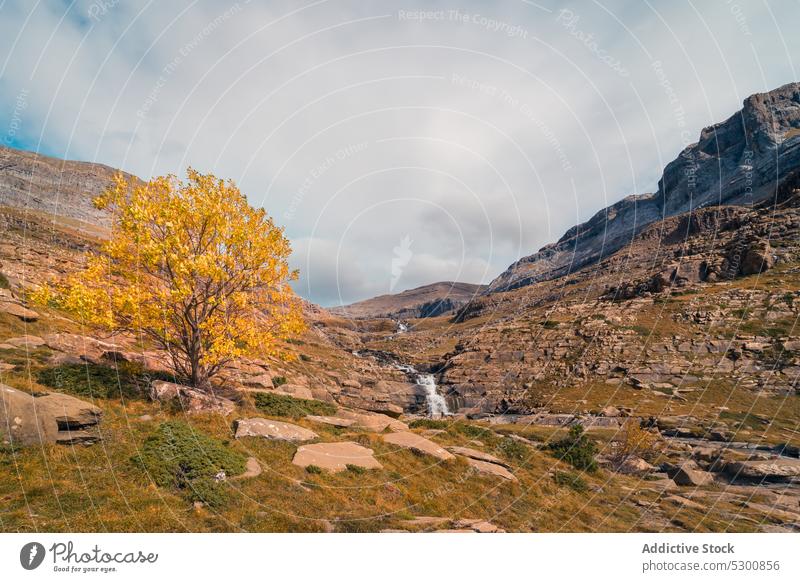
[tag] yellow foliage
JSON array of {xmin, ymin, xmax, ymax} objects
[{"xmin": 34, "ymin": 169, "xmax": 305, "ymax": 387}]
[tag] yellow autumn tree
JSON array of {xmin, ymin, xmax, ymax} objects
[{"xmin": 36, "ymin": 169, "xmax": 305, "ymax": 388}]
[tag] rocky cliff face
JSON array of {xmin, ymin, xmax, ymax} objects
[
  {"xmin": 488, "ymin": 82, "xmax": 800, "ymax": 293},
  {"xmin": 0, "ymin": 145, "xmax": 132, "ymax": 229}
]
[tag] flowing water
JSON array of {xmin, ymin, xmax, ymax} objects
[{"xmin": 416, "ymin": 373, "xmax": 450, "ymax": 418}]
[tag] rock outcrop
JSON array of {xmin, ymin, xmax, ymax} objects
[
  {"xmin": 486, "ymin": 82, "xmax": 800, "ymax": 294},
  {"xmin": 0, "ymin": 384, "xmax": 102, "ymax": 446}
]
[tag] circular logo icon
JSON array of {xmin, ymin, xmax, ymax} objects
[{"xmin": 20, "ymin": 542, "xmax": 46, "ymax": 570}]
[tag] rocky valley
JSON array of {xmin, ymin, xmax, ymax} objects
[{"xmin": 1, "ymin": 83, "xmax": 800, "ymax": 533}]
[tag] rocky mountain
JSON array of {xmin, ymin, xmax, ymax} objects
[
  {"xmin": 331, "ymin": 281, "xmax": 485, "ymax": 319},
  {"xmin": 488, "ymin": 82, "xmax": 800, "ymax": 293},
  {"xmin": 0, "ymin": 144, "xmax": 132, "ymax": 233}
]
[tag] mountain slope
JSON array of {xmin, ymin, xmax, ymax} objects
[
  {"xmin": 0, "ymin": 145, "xmax": 136, "ymax": 232},
  {"xmin": 331, "ymin": 281, "xmax": 486, "ymax": 319},
  {"xmin": 488, "ymin": 82, "xmax": 800, "ymax": 293}
]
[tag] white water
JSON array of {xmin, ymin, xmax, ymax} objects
[{"xmin": 416, "ymin": 373, "xmax": 450, "ymax": 418}]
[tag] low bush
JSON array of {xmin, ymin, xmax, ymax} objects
[
  {"xmin": 253, "ymin": 392, "xmax": 336, "ymax": 418},
  {"xmin": 0, "ymin": 272, "xmax": 9, "ymax": 289},
  {"xmin": 553, "ymin": 470, "xmax": 588, "ymax": 492},
  {"xmin": 271, "ymin": 376, "xmax": 287, "ymax": 387},
  {"xmin": 37, "ymin": 362, "xmax": 171, "ymax": 400},
  {"xmin": 496, "ymin": 437, "xmax": 528, "ymax": 463},
  {"xmin": 132, "ymin": 421, "xmax": 246, "ymax": 506},
  {"xmin": 345, "ymin": 464, "xmax": 366, "ymax": 475},
  {"xmin": 547, "ymin": 424, "xmax": 598, "ymax": 472},
  {"xmin": 305, "ymin": 465, "xmax": 323, "ymax": 474},
  {"xmin": 408, "ymin": 418, "xmax": 449, "ymax": 430}
]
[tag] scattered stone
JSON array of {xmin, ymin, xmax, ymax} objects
[
  {"xmin": 671, "ymin": 462, "xmax": 715, "ymax": 486},
  {"xmin": 617, "ymin": 456, "xmax": 656, "ymax": 475},
  {"xmin": 452, "ymin": 518, "xmax": 505, "ymax": 533},
  {"xmin": 149, "ymin": 380, "xmax": 236, "ymax": 416},
  {"xmin": 663, "ymin": 495, "xmax": 706, "ymax": 511},
  {"xmin": 448, "ymin": 446, "xmax": 510, "ymax": 468},
  {"xmin": 292, "ymin": 441, "xmax": 382, "ymax": 472},
  {"xmin": 234, "ymin": 418, "xmax": 318, "ymax": 442}
]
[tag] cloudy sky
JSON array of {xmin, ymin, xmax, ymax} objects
[{"xmin": 1, "ymin": 0, "xmax": 798, "ymax": 306}]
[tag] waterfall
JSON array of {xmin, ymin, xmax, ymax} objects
[{"xmin": 416, "ymin": 373, "xmax": 450, "ymax": 418}]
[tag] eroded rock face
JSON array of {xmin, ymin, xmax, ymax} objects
[
  {"xmin": 485, "ymin": 82, "xmax": 800, "ymax": 295},
  {"xmin": 292, "ymin": 441, "xmax": 382, "ymax": 472},
  {"xmin": 0, "ymin": 384, "xmax": 102, "ymax": 446},
  {"xmin": 234, "ymin": 418, "xmax": 318, "ymax": 442}
]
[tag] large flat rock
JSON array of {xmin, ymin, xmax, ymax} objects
[
  {"xmin": 725, "ymin": 459, "xmax": 800, "ymax": 480},
  {"xmin": 383, "ymin": 431, "xmax": 454, "ymax": 461},
  {"xmin": 292, "ymin": 441, "xmax": 382, "ymax": 472},
  {"xmin": 235, "ymin": 418, "xmax": 318, "ymax": 442},
  {"xmin": 306, "ymin": 415, "xmax": 355, "ymax": 428},
  {"xmin": 465, "ymin": 458, "xmax": 517, "ymax": 481},
  {"xmin": 338, "ymin": 410, "xmax": 408, "ymax": 432},
  {"xmin": 448, "ymin": 446, "xmax": 510, "ymax": 468}
]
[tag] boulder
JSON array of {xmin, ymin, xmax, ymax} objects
[
  {"xmin": 465, "ymin": 458, "xmax": 518, "ymax": 481},
  {"xmin": 0, "ymin": 383, "xmax": 102, "ymax": 446},
  {"xmin": 383, "ymin": 431, "xmax": 454, "ymax": 461},
  {"xmin": 292, "ymin": 441, "xmax": 382, "ymax": 472},
  {"xmin": 671, "ymin": 462, "xmax": 715, "ymax": 486},
  {"xmin": 448, "ymin": 446, "xmax": 510, "ymax": 468},
  {"xmin": 617, "ymin": 456, "xmax": 656, "ymax": 475},
  {"xmin": 234, "ymin": 418, "xmax": 318, "ymax": 442},
  {"xmin": 149, "ymin": 380, "xmax": 236, "ymax": 416}
]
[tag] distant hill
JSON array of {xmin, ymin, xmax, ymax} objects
[
  {"xmin": 331, "ymin": 281, "xmax": 486, "ymax": 319},
  {"xmin": 0, "ymin": 145, "xmax": 137, "ymax": 235}
]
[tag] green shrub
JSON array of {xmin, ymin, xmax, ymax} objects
[
  {"xmin": 299, "ymin": 354, "xmax": 312, "ymax": 362},
  {"xmin": 553, "ymin": 470, "xmax": 588, "ymax": 492},
  {"xmin": 408, "ymin": 418, "xmax": 449, "ymax": 430},
  {"xmin": 496, "ymin": 437, "xmax": 528, "ymax": 463},
  {"xmin": 345, "ymin": 464, "xmax": 366, "ymax": 475},
  {"xmin": 454, "ymin": 422, "xmax": 494, "ymax": 440},
  {"xmin": 253, "ymin": 392, "xmax": 336, "ymax": 418},
  {"xmin": 37, "ymin": 362, "xmax": 172, "ymax": 400},
  {"xmin": 0, "ymin": 272, "xmax": 9, "ymax": 289},
  {"xmin": 547, "ymin": 424, "xmax": 598, "ymax": 472},
  {"xmin": 271, "ymin": 376, "xmax": 287, "ymax": 387},
  {"xmin": 132, "ymin": 421, "xmax": 246, "ymax": 506},
  {"xmin": 305, "ymin": 465, "xmax": 323, "ymax": 474}
]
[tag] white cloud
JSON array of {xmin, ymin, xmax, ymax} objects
[{"xmin": 0, "ymin": 0, "xmax": 797, "ymax": 305}]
